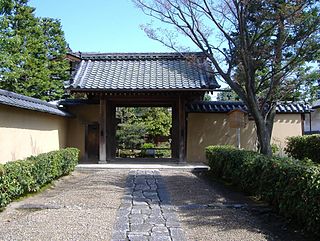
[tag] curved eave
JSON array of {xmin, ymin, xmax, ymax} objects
[{"xmin": 68, "ymin": 87, "xmax": 220, "ymax": 93}]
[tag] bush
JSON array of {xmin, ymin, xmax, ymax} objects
[
  {"xmin": 285, "ymin": 135, "xmax": 320, "ymax": 163},
  {"xmin": 206, "ymin": 145, "xmax": 320, "ymax": 235},
  {"xmin": 0, "ymin": 148, "xmax": 79, "ymax": 208},
  {"xmin": 141, "ymin": 143, "xmax": 155, "ymax": 149}
]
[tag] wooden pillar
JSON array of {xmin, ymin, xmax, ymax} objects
[
  {"xmin": 110, "ymin": 104, "xmax": 117, "ymax": 160},
  {"xmin": 171, "ymin": 103, "xmax": 179, "ymax": 159},
  {"xmin": 106, "ymin": 101, "xmax": 116, "ymax": 161},
  {"xmin": 99, "ymin": 98, "xmax": 107, "ymax": 163},
  {"xmin": 178, "ymin": 95, "xmax": 186, "ymax": 163}
]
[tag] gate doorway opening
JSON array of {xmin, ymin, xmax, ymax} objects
[
  {"xmin": 115, "ymin": 107, "xmax": 172, "ymax": 159},
  {"xmin": 101, "ymin": 96, "xmax": 186, "ymax": 163}
]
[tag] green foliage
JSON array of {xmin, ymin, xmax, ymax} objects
[
  {"xmin": 141, "ymin": 143, "xmax": 155, "ymax": 149},
  {"xmin": 217, "ymin": 88, "xmax": 241, "ymax": 101},
  {"xmin": 0, "ymin": 0, "xmax": 69, "ymax": 101},
  {"xmin": 136, "ymin": 0, "xmax": 320, "ymax": 156},
  {"xmin": 155, "ymin": 142, "xmax": 171, "ymax": 158},
  {"xmin": 0, "ymin": 148, "xmax": 79, "ymax": 208},
  {"xmin": 279, "ymin": 66, "xmax": 320, "ymax": 103},
  {"xmin": 140, "ymin": 143, "xmax": 155, "ymax": 158},
  {"xmin": 116, "ymin": 107, "xmax": 172, "ymax": 150},
  {"xmin": 271, "ymin": 143, "xmax": 280, "ymax": 155},
  {"xmin": 116, "ymin": 121, "xmax": 146, "ymax": 150},
  {"xmin": 206, "ymin": 145, "xmax": 320, "ymax": 235},
  {"xmin": 141, "ymin": 107, "xmax": 172, "ymax": 138},
  {"xmin": 203, "ymin": 93, "xmax": 212, "ymax": 101},
  {"xmin": 285, "ymin": 135, "xmax": 320, "ymax": 163}
]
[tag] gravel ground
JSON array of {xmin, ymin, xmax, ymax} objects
[
  {"xmin": 161, "ymin": 170, "xmax": 310, "ymax": 241},
  {"xmin": 0, "ymin": 169, "xmax": 128, "ymax": 241},
  {"xmin": 0, "ymin": 168, "xmax": 311, "ymax": 241}
]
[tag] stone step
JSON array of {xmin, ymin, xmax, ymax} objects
[{"xmin": 76, "ymin": 163, "xmax": 210, "ymax": 172}]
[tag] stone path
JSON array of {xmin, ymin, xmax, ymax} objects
[{"xmin": 112, "ymin": 170, "xmax": 185, "ymax": 241}]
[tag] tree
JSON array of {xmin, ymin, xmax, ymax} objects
[
  {"xmin": 217, "ymin": 88, "xmax": 240, "ymax": 101},
  {"xmin": 135, "ymin": 0, "xmax": 320, "ymax": 155},
  {"xmin": 140, "ymin": 107, "xmax": 172, "ymax": 140},
  {"xmin": 203, "ymin": 93, "xmax": 212, "ymax": 101},
  {"xmin": 0, "ymin": 0, "xmax": 69, "ymax": 101},
  {"xmin": 116, "ymin": 107, "xmax": 172, "ymax": 149},
  {"xmin": 281, "ymin": 67, "xmax": 320, "ymax": 103}
]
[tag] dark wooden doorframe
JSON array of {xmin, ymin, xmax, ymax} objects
[
  {"xmin": 85, "ymin": 122, "xmax": 100, "ymax": 163},
  {"xmin": 104, "ymin": 97, "xmax": 185, "ymax": 162}
]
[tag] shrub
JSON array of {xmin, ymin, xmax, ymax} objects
[
  {"xmin": 0, "ymin": 148, "xmax": 79, "ymax": 208},
  {"xmin": 271, "ymin": 143, "xmax": 279, "ymax": 155},
  {"xmin": 206, "ymin": 145, "xmax": 320, "ymax": 235},
  {"xmin": 141, "ymin": 143, "xmax": 155, "ymax": 149},
  {"xmin": 285, "ymin": 135, "xmax": 320, "ymax": 163},
  {"xmin": 141, "ymin": 143, "xmax": 155, "ymax": 157}
]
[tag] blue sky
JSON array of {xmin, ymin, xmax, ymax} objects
[
  {"xmin": 28, "ymin": 0, "xmax": 224, "ymax": 95},
  {"xmin": 29, "ymin": 0, "xmax": 174, "ymax": 53}
]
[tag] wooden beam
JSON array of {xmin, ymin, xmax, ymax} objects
[
  {"xmin": 110, "ymin": 104, "xmax": 117, "ymax": 159},
  {"xmin": 106, "ymin": 101, "xmax": 112, "ymax": 161},
  {"xmin": 171, "ymin": 103, "xmax": 179, "ymax": 159},
  {"xmin": 178, "ymin": 95, "xmax": 186, "ymax": 163},
  {"xmin": 99, "ymin": 98, "xmax": 107, "ymax": 163},
  {"xmin": 106, "ymin": 101, "xmax": 117, "ymax": 161},
  {"xmin": 106, "ymin": 96, "xmax": 178, "ymax": 103}
]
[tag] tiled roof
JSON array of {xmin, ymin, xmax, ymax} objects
[
  {"xmin": 186, "ymin": 101, "xmax": 310, "ymax": 114},
  {"xmin": 0, "ymin": 89, "xmax": 71, "ymax": 117},
  {"xmin": 69, "ymin": 52, "xmax": 219, "ymax": 91}
]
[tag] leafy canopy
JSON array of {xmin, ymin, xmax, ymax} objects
[
  {"xmin": 135, "ymin": 0, "xmax": 320, "ymax": 155},
  {"xmin": 116, "ymin": 107, "xmax": 172, "ymax": 149},
  {"xmin": 0, "ymin": 0, "xmax": 69, "ymax": 101}
]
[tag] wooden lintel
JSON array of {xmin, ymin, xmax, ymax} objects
[{"xmin": 71, "ymin": 90, "xmax": 205, "ymax": 99}]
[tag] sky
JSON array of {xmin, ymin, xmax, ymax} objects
[
  {"xmin": 28, "ymin": 0, "xmax": 224, "ymax": 96},
  {"xmin": 29, "ymin": 0, "xmax": 177, "ymax": 53}
]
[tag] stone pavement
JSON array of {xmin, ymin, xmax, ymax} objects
[{"xmin": 112, "ymin": 170, "xmax": 185, "ymax": 241}]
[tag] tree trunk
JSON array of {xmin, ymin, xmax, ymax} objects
[
  {"xmin": 256, "ymin": 121, "xmax": 273, "ymax": 156},
  {"xmin": 246, "ymin": 95, "xmax": 275, "ymax": 157},
  {"xmin": 253, "ymin": 107, "xmax": 275, "ymax": 156}
]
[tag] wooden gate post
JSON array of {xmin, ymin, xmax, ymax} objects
[{"xmin": 99, "ymin": 98, "xmax": 107, "ymax": 163}]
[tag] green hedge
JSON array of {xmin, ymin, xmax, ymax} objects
[
  {"xmin": 0, "ymin": 148, "xmax": 79, "ymax": 208},
  {"xmin": 285, "ymin": 134, "xmax": 320, "ymax": 163},
  {"xmin": 206, "ymin": 145, "xmax": 320, "ymax": 235}
]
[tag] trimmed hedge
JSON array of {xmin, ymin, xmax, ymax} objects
[
  {"xmin": 285, "ymin": 134, "xmax": 320, "ymax": 163},
  {"xmin": 0, "ymin": 148, "xmax": 79, "ymax": 208},
  {"xmin": 206, "ymin": 145, "xmax": 320, "ymax": 235}
]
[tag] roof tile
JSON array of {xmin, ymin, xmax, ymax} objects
[
  {"xmin": 69, "ymin": 52, "xmax": 219, "ymax": 91},
  {"xmin": 0, "ymin": 89, "xmax": 71, "ymax": 117},
  {"xmin": 186, "ymin": 101, "xmax": 310, "ymax": 114}
]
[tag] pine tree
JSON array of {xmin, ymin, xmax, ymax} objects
[{"xmin": 0, "ymin": 0, "xmax": 69, "ymax": 101}]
